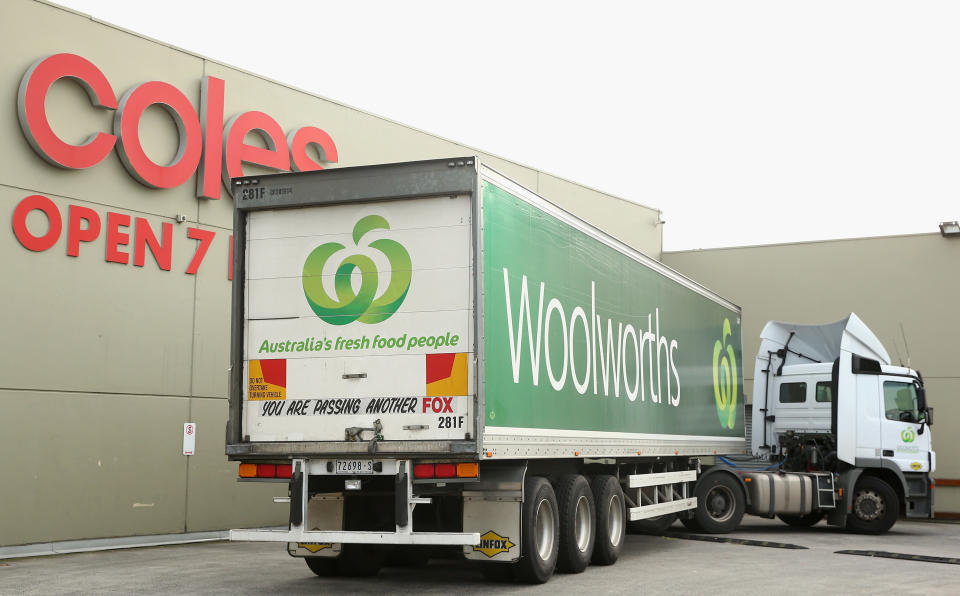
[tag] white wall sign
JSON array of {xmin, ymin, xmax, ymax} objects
[{"xmin": 183, "ymin": 422, "xmax": 196, "ymax": 456}]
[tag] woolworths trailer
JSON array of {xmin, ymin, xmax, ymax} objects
[{"xmin": 226, "ymin": 157, "xmax": 745, "ymax": 583}]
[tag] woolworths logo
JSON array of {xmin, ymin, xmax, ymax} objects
[
  {"xmin": 901, "ymin": 428, "xmax": 916, "ymax": 443},
  {"xmin": 302, "ymin": 215, "xmax": 411, "ymax": 325},
  {"xmin": 503, "ymin": 269, "xmax": 681, "ymax": 405},
  {"xmin": 713, "ymin": 318, "xmax": 738, "ymax": 429}
]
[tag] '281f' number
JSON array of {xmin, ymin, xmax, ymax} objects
[{"xmin": 438, "ymin": 416, "xmax": 464, "ymax": 429}]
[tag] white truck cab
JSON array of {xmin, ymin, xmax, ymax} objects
[{"xmin": 751, "ymin": 313, "xmax": 934, "ymax": 531}]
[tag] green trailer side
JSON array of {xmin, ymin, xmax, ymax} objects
[{"xmin": 478, "ymin": 169, "xmax": 745, "ymax": 458}]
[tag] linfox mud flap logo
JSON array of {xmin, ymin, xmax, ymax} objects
[
  {"xmin": 297, "ymin": 543, "xmax": 332, "ymax": 553},
  {"xmin": 901, "ymin": 428, "xmax": 916, "ymax": 443},
  {"xmin": 713, "ymin": 319, "xmax": 738, "ymax": 429},
  {"xmin": 473, "ymin": 530, "xmax": 515, "ymax": 558},
  {"xmin": 302, "ymin": 215, "xmax": 411, "ymax": 325}
]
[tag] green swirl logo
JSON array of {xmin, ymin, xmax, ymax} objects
[
  {"xmin": 302, "ymin": 215, "xmax": 411, "ymax": 326},
  {"xmin": 712, "ymin": 318, "xmax": 738, "ymax": 429},
  {"xmin": 901, "ymin": 428, "xmax": 915, "ymax": 443}
]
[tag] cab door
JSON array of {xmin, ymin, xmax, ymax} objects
[{"xmin": 879, "ymin": 378, "xmax": 930, "ymax": 472}]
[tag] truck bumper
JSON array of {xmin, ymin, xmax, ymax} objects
[
  {"xmin": 229, "ymin": 458, "xmax": 482, "ymax": 548},
  {"xmin": 904, "ymin": 472, "xmax": 934, "ymax": 519},
  {"xmin": 230, "ymin": 528, "xmax": 479, "ymax": 546}
]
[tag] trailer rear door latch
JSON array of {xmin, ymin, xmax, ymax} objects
[{"xmin": 345, "ymin": 419, "xmax": 384, "ymax": 453}]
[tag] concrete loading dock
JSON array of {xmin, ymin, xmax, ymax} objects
[{"xmin": 2, "ymin": 519, "xmax": 959, "ymax": 594}]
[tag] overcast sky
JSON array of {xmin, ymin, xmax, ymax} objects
[{"xmin": 55, "ymin": 0, "xmax": 960, "ymax": 251}]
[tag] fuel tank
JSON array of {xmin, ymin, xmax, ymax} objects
[{"xmin": 742, "ymin": 472, "xmax": 814, "ymax": 516}]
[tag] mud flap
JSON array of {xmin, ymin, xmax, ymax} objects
[
  {"xmin": 462, "ymin": 464, "xmax": 524, "ymax": 562},
  {"xmin": 289, "ymin": 467, "xmax": 304, "ymax": 527},
  {"xmin": 395, "ymin": 470, "xmax": 409, "ymax": 528}
]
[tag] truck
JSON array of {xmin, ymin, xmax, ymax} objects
[
  {"xmin": 225, "ymin": 156, "xmax": 935, "ymax": 583},
  {"xmin": 226, "ymin": 156, "xmax": 746, "ymax": 583},
  {"xmin": 676, "ymin": 313, "xmax": 935, "ymax": 535}
]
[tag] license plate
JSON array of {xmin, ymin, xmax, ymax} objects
[{"xmin": 335, "ymin": 459, "xmax": 375, "ymax": 474}]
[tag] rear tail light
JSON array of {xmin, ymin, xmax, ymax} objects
[
  {"xmin": 435, "ymin": 463, "xmax": 456, "ymax": 478},
  {"xmin": 456, "ymin": 463, "xmax": 478, "ymax": 478},
  {"xmin": 238, "ymin": 462, "xmax": 291, "ymax": 479},
  {"xmin": 414, "ymin": 464, "xmax": 435, "ymax": 479},
  {"xmin": 413, "ymin": 462, "xmax": 479, "ymax": 479}
]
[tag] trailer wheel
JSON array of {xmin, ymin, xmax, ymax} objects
[
  {"xmin": 590, "ymin": 475, "xmax": 625, "ymax": 565},
  {"xmin": 336, "ymin": 544, "xmax": 384, "ymax": 577},
  {"xmin": 694, "ymin": 473, "xmax": 744, "ymax": 534},
  {"xmin": 847, "ymin": 476, "xmax": 898, "ymax": 534},
  {"xmin": 555, "ymin": 474, "xmax": 596, "ymax": 573},
  {"xmin": 515, "ymin": 476, "xmax": 559, "ymax": 584},
  {"xmin": 304, "ymin": 556, "xmax": 339, "ymax": 577},
  {"xmin": 778, "ymin": 512, "xmax": 824, "ymax": 528}
]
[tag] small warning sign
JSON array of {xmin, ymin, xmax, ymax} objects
[
  {"xmin": 248, "ymin": 359, "xmax": 287, "ymax": 401},
  {"xmin": 426, "ymin": 353, "xmax": 468, "ymax": 397},
  {"xmin": 182, "ymin": 423, "xmax": 196, "ymax": 456}
]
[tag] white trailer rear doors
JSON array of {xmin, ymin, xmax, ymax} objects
[{"xmin": 240, "ymin": 195, "xmax": 474, "ymax": 444}]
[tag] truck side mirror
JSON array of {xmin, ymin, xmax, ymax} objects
[{"xmin": 916, "ymin": 386, "xmax": 932, "ymax": 426}]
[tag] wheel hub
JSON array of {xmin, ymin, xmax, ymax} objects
[
  {"xmin": 534, "ymin": 498, "xmax": 556, "ymax": 561},
  {"xmin": 706, "ymin": 485, "xmax": 735, "ymax": 522},
  {"xmin": 607, "ymin": 494, "xmax": 623, "ymax": 547},
  {"xmin": 574, "ymin": 495, "xmax": 591, "ymax": 552},
  {"xmin": 854, "ymin": 489, "xmax": 885, "ymax": 521}
]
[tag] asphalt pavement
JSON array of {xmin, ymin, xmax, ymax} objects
[{"xmin": 2, "ymin": 518, "xmax": 960, "ymax": 595}]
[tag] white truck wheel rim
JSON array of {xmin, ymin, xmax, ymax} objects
[
  {"xmin": 575, "ymin": 495, "xmax": 591, "ymax": 552},
  {"xmin": 535, "ymin": 499, "xmax": 556, "ymax": 561},
  {"xmin": 608, "ymin": 494, "xmax": 624, "ymax": 547}
]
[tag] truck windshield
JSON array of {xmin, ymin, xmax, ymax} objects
[{"xmin": 883, "ymin": 381, "xmax": 920, "ymax": 423}]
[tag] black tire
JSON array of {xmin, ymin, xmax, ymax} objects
[
  {"xmin": 847, "ymin": 476, "xmax": 899, "ymax": 534},
  {"xmin": 694, "ymin": 473, "xmax": 745, "ymax": 534},
  {"xmin": 778, "ymin": 512, "xmax": 825, "ymax": 528},
  {"xmin": 478, "ymin": 562, "xmax": 515, "ymax": 582},
  {"xmin": 336, "ymin": 544, "xmax": 384, "ymax": 577},
  {"xmin": 304, "ymin": 556, "xmax": 339, "ymax": 577},
  {"xmin": 679, "ymin": 514, "xmax": 702, "ymax": 532},
  {"xmin": 515, "ymin": 476, "xmax": 559, "ymax": 584},
  {"xmin": 590, "ymin": 475, "xmax": 625, "ymax": 565},
  {"xmin": 627, "ymin": 513, "xmax": 677, "ymax": 535},
  {"xmin": 555, "ymin": 474, "xmax": 596, "ymax": 574}
]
